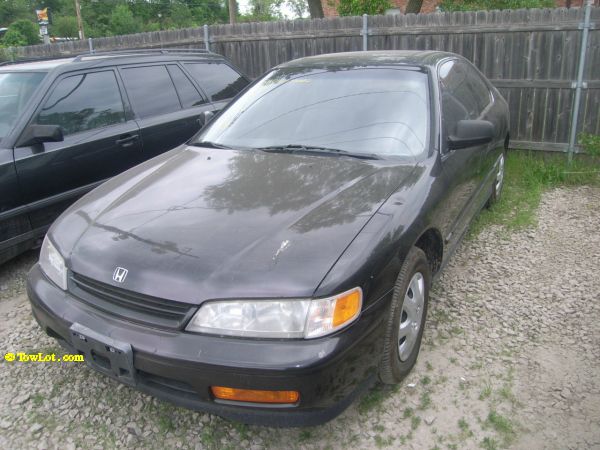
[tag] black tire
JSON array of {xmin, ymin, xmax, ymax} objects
[
  {"xmin": 378, "ymin": 246, "xmax": 431, "ymax": 384},
  {"xmin": 486, "ymin": 150, "xmax": 506, "ymax": 208}
]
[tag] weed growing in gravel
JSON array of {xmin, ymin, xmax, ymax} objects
[
  {"xmin": 469, "ymin": 151, "xmax": 600, "ymax": 237},
  {"xmin": 374, "ymin": 434, "xmax": 394, "ymax": 448},
  {"xmin": 403, "ymin": 407, "xmax": 413, "ymax": 418},
  {"xmin": 479, "ymin": 382, "xmax": 493, "ymax": 400},
  {"xmin": 426, "ymin": 361, "xmax": 434, "ymax": 371},
  {"xmin": 411, "ymin": 415, "xmax": 421, "ymax": 430},
  {"xmin": 298, "ymin": 429, "xmax": 313, "ymax": 442},
  {"xmin": 485, "ymin": 410, "xmax": 516, "ymax": 446},
  {"xmin": 481, "ymin": 436, "xmax": 499, "ymax": 450},
  {"xmin": 419, "ymin": 391, "xmax": 432, "ymax": 409},
  {"xmin": 358, "ymin": 385, "xmax": 386, "ymax": 414},
  {"xmin": 421, "ymin": 375, "xmax": 431, "ymax": 386},
  {"xmin": 458, "ymin": 417, "xmax": 474, "ymax": 439}
]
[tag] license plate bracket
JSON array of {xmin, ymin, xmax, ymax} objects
[{"xmin": 69, "ymin": 323, "xmax": 136, "ymax": 386}]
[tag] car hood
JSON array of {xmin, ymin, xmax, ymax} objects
[{"xmin": 66, "ymin": 146, "xmax": 416, "ymax": 304}]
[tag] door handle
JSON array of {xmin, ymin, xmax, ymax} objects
[{"xmin": 115, "ymin": 134, "xmax": 139, "ymax": 147}]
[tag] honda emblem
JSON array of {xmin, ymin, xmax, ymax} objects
[{"xmin": 113, "ymin": 267, "xmax": 128, "ymax": 283}]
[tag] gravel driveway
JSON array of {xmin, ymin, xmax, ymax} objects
[{"xmin": 1, "ymin": 186, "xmax": 599, "ymax": 450}]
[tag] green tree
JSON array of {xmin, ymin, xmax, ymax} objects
[
  {"xmin": 52, "ymin": 16, "xmax": 79, "ymax": 38},
  {"xmin": 0, "ymin": 0, "xmax": 31, "ymax": 26},
  {"xmin": 166, "ymin": 3, "xmax": 195, "ymax": 29},
  {"xmin": 244, "ymin": 0, "xmax": 284, "ymax": 21},
  {"xmin": 109, "ymin": 4, "xmax": 142, "ymax": 35},
  {"xmin": 2, "ymin": 28, "xmax": 27, "ymax": 46},
  {"xmin": 337, "ymin": 0, "xmax": 391, "ymax": 16},
  {"xmin": 440, "ymin": 0, "xmax": 554, "ymax": 11},
  {"xmin": 286, "ymin": 0, "xmax": 309, "ymax": 18},
  {"xmin": 6, "ymin": 19, "xmax": 39, "ymax": 45}
]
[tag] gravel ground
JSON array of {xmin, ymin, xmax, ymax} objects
[{"xmin": 1, "ymin": 186, "xmax": 599, "ymax": 450}]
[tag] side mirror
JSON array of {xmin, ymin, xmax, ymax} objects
[
  {"xmin": 448, "ymin": 120, "xmax": 494, "ymax": 150},
  {"xmin": 200, "ymin": 110, "xmax": 215, "ymax": 128},
  {"xmin": 18, "ymin": 124, "xmax": 64, "ymax": 147}
]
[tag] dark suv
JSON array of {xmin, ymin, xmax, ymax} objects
[{"xmin": 0, "ymin": 49, "xmax": 249, "ymax": 264}]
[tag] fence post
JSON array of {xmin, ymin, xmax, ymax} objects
[
  {"xmin": 88, "ymin": 38, "xmax": 94, "ymax": 54},
  {"xmin": 568, "ymin": 0, "xmax": 593, "ymax": 162},
  {"xmin": 362, "ymin": 14, "xmax": 368, "ymax": 51},
  {"xmin": 204, "ymin": 24, "xmax": 210, "ymax": 52}
]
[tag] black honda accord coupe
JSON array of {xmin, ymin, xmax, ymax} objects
[{"xmin": 27, "ymin": 51, "xmax": 508, "ymax": 426}]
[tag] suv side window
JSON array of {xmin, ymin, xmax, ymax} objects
[
  {"xmin": 121, "ymin": 65, "xmax": 181, "ymax": 119},
  {"xmin": 36, "ymin": 71, "xmax": 125, "ymax": 136},
  {"xmin": 439, "ymin": 59, "xmax": 491, "ymax": 140},
  {"xmin": 166, "ymin": 64, "xmax": 205, "ymax": 108},
  {"xmin": 184, "ymin": 62, "xmax": 248, "ymax": 101}
]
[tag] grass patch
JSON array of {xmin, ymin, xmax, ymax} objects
[
  {"xmin": 485, "ymin": 410, "xmax": 516, "ymax": 446},
  {"xmin": 411, "ymin": 415, "xmax": 421, "ymax": 430},
  {"xmin": 469, "ymin": 151, "xmax": 600, "ymax": 237},
  {"xmin": 481, "ymin": 436, "xmax": 499, "ymax": 450},
  {"xmin": 479, "ymin": 382, "xmax": 493, "ymax": 401},
  {"xmin": 374, "ymin": 434, "xmax": 394, "ymax": 448},
  {"xmin": 419, "ymin": 391, "xmax": 432, "ymax": 410},
  {"xmin": 358, "ymin": 385, "xmax": 386, "ymax": 414}
]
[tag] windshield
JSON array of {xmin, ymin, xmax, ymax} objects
[
  {"xmin": 195, "ymin": 67, "xmax": 429, "ymax": 157},
  {"xmin": 0, "ymin": 72, "xmax": 47, "ymax": 140}
]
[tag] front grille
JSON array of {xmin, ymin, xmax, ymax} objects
[{"xmin": 69, "ymin": 272, "xmax": 196, "ymax": 329}]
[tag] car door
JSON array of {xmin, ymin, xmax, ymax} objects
[
  {"xmin": 119, "ymin": 63, "xmax": 214, "ymax": 159},
  {"xmin": 0, "ymin": 147, "xmax": 32, "ymax": 262},
  {"xmin": 437, "ymin": 59, "xmax": 493, "ymax": 249},
  {"xmin": 182, "ymin": 60, "xmax": 249, "ymax": 112},
  {"xmin": 13, "ymin": 69, "xmax": 141, "ymax": 231}
]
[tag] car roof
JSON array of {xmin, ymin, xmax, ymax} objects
[
  {"xmin": 277, "ymin": 50, "xmax": 456, "ymax": 70},
  {"xmin": 0, "ymin": 50, "xmax": 225, "ymax": 73}
]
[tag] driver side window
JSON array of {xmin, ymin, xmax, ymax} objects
[{"xmin": 439, "ymin": 59, "xmax": 491, "ymax": 147}]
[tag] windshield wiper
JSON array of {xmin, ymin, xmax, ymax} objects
[
  {"xmin": 257, "ymin": 144, "xmax": 380, "ymax": 160},
  {"xmin": 190, "ymin": 140, "xmax": 234, "ymax": 149}
]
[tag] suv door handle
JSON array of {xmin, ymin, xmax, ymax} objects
[{"xmin": 115, "ymin": 134, "xmax": 139, "ymax": 148}]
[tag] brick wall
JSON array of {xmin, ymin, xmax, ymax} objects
[{"xmin": 321, "ymin": 0, "xmax": 588, "ymax": 18}]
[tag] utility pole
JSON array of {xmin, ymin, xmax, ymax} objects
[
  {"xmin": 75, "ymin": 0, "xmax": 85, "ymax": 40},
  {"xmin": 228, "ymin": 0, "xmax": 236, "ymax": 24}
]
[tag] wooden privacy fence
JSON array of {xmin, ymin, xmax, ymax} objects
[{"xmin": 4, "ymin": 6, "xmax": 600, "ymax": 153}]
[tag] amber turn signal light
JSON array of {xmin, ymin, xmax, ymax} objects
[
  {"xmin": 211, "ymin": 386, "xmax": 300, "ymax": 404},
  {"xmin": 332, "ymin": 288, "xmax": 362, "ymax": 327}
]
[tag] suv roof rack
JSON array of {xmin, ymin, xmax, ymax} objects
[
  {"xmin": 0, "ymin": 55, "xmax": 73, "ymax": 67},
  {"xmin": 72, "ymin": 48, "xmax": 212, "ymax": 62},
  {"xmin": 0, "ymin": 48, "xmax": 213, "ymax": 67}
]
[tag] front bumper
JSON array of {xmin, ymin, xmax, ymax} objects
[{"xmin": 27, "ymin": 264, "xmax": 389, "ymax": 426}]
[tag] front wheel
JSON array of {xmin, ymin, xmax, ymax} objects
[
  {"xmin": 378, "ymin": 247, "xmax": 431, "ymax": 384},
  {"xmin": 486, "ymin": 151, "xmax": 506, "ymax": 208}
]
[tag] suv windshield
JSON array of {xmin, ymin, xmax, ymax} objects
[
  {"xmin": 0, "ymin": 72, "xmax": 47, "ymax": 140},
  {"xmin": 195, "ymin": 67, "xmax": 429, "ymax": 157}
]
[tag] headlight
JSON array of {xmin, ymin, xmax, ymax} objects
[
  {"xmin": 39, "ymin": 235, "xmax": 67, "ymax": 290},
  {"xmin": 186, "ymin": 287, "xmax": 362, "ymax": 339}
]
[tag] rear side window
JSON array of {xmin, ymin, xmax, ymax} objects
[
  {"xmin": 184, "ymin": 62, "xmax": 248, "ymax": 101},
  {"xmin": 36, "ymin": 71, "xmax": 125, "ymax": 136},
  {"xmin": 121, "ymin": 65, "xmax": 181, "ymax": 119},
  {"xmin": 167, "ymin": 65, "xmax": 205, "ymax": 108}
]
